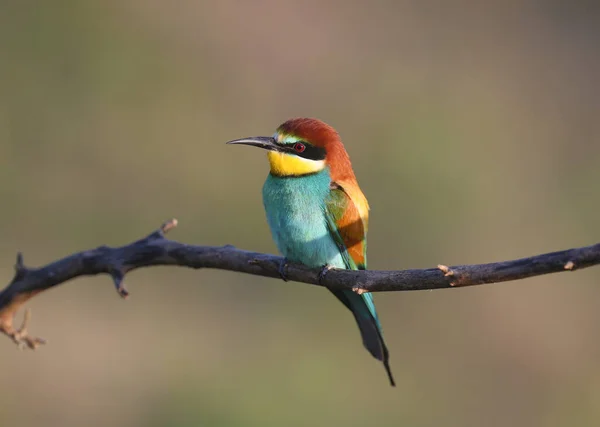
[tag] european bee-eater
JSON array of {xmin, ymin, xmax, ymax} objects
[{"xmin": 227, "ymin": 118, "xmax": 394, "ymax": 386}]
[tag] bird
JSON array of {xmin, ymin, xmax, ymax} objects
[{"xmin": 227, "ymin": 118, "xmax": 394, "ymax": 386}]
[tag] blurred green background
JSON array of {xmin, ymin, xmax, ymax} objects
[{"xmin": 1, "ymin": 1, "xmax": 599, "ymax": 426}]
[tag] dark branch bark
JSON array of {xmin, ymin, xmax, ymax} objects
[{"xmin": 1, "ymin": 219, "xmax": 599, "ymax": 349}]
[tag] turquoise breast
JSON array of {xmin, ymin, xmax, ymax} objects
[{"xmin": 262, "ymin": 170, "xmax": 346, "ymax": 269}]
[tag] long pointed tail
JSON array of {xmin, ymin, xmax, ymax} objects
[{"xmin": 330, "ymin": 289, "xmax": 395, "ymax": 386}]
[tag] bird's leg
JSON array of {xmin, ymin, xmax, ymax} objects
[
  {"xmin": 278, "ymin": 258, "xmax": 289, "ymax": 282},
  {"xmin": 318, "ymin": 264, "xmax": 334, "ymax": 286}
]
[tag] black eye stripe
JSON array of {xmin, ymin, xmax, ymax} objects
[{"xmin": 282, "ymin": 141, "xmax": 326, "ymax": 161}]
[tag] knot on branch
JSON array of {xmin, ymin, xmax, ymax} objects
[
  {"xmin": 111, "ymin": 269, "xmax": 129, "ymax": 298},
  {"xmin": 437, "ymin": 264, "xmax": 458, "ymax": 286},
  {"xmin": 12, "ymin": 252, "xmax": 29, "ymax": 282},
  {"xmin": 147, "ymin": 218, "xmax": 178, "ymax": 241},
  {"xmin": 109, "ymin": 218, "xmax": 179, "ymax": 298}
]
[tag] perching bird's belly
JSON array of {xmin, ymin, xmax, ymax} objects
[{"xmin": 262, "ymin": 171, "xmax": 346, "ymax": 269}]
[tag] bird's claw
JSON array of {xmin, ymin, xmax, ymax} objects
[
  {"xmin": 318, "ymin": 264, "xmax": 334, "ymax": 285},
  {"xmin": 278, "ymin": 258, "xmax": 289, "ymax": 282}
]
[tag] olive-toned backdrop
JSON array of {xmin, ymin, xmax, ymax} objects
[{"xmin": 1, "ymin": 1, "xmax": 599, "ymax": 426}]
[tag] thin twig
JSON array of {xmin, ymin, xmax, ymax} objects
[{"xmin": 1, "ymin": 218, "xmax": 599, "ymax": 348}]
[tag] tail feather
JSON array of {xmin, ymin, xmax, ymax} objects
[{"xmin": 330, "ymin": 289, "xmax": 395, "ymax": 386}]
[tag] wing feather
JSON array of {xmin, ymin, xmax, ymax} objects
[{"xmin": 324, "ymin": 179, "xmax": 369, "ymax": 270}]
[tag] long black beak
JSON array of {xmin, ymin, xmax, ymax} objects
[{"xmin": 226, "ymin": 136, "xmax": 280, "ymax": 151}]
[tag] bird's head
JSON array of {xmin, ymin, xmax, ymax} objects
[{"xmin": 227, "ymin": 118, "xmax": 356, "ymax": 180}]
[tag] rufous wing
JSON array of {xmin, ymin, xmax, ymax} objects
[{"xmin": 324, "ymin": 179, "xmax": 369, "ymax": 270}]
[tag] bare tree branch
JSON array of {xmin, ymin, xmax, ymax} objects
[{"xmin": 1, "ymin": 218, "xmax": 599, "ymax": 349}]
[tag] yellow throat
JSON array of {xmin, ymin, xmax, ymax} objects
[{"xmin": 267, "ymin": 151, "xmax": 325, "ymax": 177}]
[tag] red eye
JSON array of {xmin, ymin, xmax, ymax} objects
[{"xmin": 293, "ymin": 142, "xmax": 306, "ymax": 153}]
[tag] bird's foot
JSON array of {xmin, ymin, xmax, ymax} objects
[
  {"xmin": 278, "ymin": 258, "xmax": 289, "ymax": 282},
  {"xmin": 318, "ymin": 264, "xmax": 334, "ymax": 286}
]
